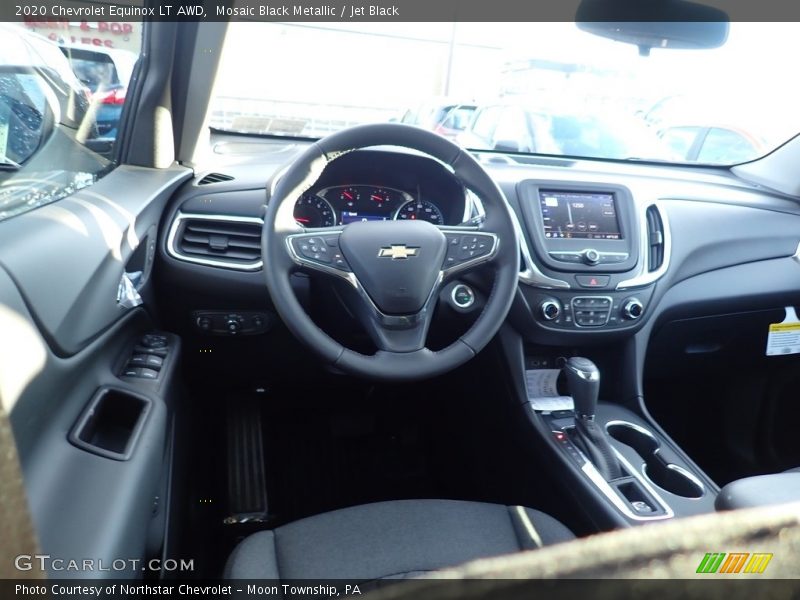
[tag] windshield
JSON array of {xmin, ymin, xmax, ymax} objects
[{"xmin": 210, "ymin": 22, "xmax": 800, "ymax": 165}]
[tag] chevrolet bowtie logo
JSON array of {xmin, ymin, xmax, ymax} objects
[{"xmin": 378, "ymin": 244, "xmax": 419, "ymax": 259}]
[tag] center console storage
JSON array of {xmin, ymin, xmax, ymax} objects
[{"xmin": 606, "ymin": 421, "xmax": 705, "ymax": 499}]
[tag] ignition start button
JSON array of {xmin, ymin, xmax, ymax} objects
[{"xmin": 451, "ymin": 284, "xmax": 475, "ymax": 309}]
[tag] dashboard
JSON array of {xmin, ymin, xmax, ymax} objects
[{"xmin": 159, "ymin": 134, "xmax": 800, "ymax": 351}]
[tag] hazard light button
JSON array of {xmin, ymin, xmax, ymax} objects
[{"xmin": 575, "ymin": 275, "xmax": 610, "ymax": 288}]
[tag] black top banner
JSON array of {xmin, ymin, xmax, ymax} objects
[{"xmin": 4, "ymin": 0, "xmax": 800, "ymax": 23}]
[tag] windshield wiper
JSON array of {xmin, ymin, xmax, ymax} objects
[{"xmin": 0, "ymin": 157, "xmax": 21, "ymax": 171}]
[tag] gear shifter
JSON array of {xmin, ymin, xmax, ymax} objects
[{"xmin": 564, "ymin": 357, "xmax": 622, "ymax": 480}]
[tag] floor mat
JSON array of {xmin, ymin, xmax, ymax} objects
[{"xmin": 261, "ymin": 393, "xmax": 440, "ymax": 524}]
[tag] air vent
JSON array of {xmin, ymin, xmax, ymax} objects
[
  {"xmin": 177, "ymin": 218, "xmax": 261, "ymax": 266},
  {"xmin": 645, "ymin": 205, "xmax": 665, "ymax": 272},
  {"xmin": 197, "ymin": 172, "xmax": 234, "ymax": 185}
]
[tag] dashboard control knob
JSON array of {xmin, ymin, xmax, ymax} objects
[
  {"xmin": 225, "ymin": 315, "xmax": 244, "ymax": 334},
  {"xmin": 622, "ymin": 298, "xmax": 644, "ymax": 320},
  {"xmin": 582, "ymin": 248, "xmax": 600, "ymax": 265},
  {"xmin": 451, "ymin": 284, "xmax": 475, "ymax": 309},
  {"xmin": 540, "ymin": 299, "xmax": 561, "ymax": 321}
]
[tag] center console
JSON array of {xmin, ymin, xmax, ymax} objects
[
  {"xmin": 526, "ymin": 357, "xmax": 717, "ymax": 527},
  {"xmin": 506, "ymin": 179, "xmax": 716, "ymax": 527},
  {"xmin": 515, "ymin": 180, "xmax": 668, "ymax": 338}
]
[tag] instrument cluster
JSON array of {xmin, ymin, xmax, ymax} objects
[{"xmin": 293, "ymin": 184, "xmax": 445, "ymax": 228}]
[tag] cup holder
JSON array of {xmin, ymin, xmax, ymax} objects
[{"xmin": 606, "ymin": 421, "xmax": 704, "ymax": 499}]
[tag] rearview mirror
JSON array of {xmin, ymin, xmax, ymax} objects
[{"xmin": 576, "ymin": 0, "xmax": 729, "ymax": 56}]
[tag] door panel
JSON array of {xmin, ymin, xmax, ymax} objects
[
  {"xmin": 0, "ymin": 165, "xmax": 190, "ymax": 356},
  {"xmin": 0, "ymin": 166, "xmax": 190, "ymax": 578}
]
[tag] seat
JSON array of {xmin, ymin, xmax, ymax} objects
[
  {"xmin": 225, "ymin": 499, "xmax": 574, "ymax": 580},
  {"xmin": 715, "ymin": 467, "xmax": 800, "ymax": 511}
]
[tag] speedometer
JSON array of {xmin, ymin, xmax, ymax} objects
[
  {"xmin": 395, "ymin": 200, "xmax": 445, "ymax": 225},
  {"xmin": 294, "ymin": 194, "xmax": 336, "ymax": 228}
]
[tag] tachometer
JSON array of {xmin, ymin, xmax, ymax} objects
[
  {"xmin": 294, "ymin": 194, "xmax": 336, "ymax": 228},
  {"xmin": 367, "ymin": 187, "xmax": 402, "ymax": 209},
  {"xmin": 338, "ymin": 186, "xmax": 361, "ymax": 206},
  {"xmin": 395, "ymin": 199, "xmax": 445, "ymax": 225}
]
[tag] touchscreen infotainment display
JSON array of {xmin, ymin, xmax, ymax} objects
[{"xmin": 538, "ymin": 190, "xmax": 622, "ymax": 240}]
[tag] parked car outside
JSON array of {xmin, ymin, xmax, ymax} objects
[
  {"xmin": 399, "ymin": 99, "xmax": 477, "ymax": 139},
  {"xmin": 58, "ymin": 44, "xmax": 137, "ymax": 140},
  {"xmin": 457, "ymin": 103, "xmax": 675, "ymax": 161}
]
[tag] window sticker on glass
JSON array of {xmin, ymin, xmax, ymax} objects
[{"xmin": 766, "ymin": 307, "xmax": 800, "ymax": 356}]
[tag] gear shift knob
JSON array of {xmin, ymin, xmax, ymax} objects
[{"xmin": 564, "ymin": 357, "xmax": 600, "ymax": 419}]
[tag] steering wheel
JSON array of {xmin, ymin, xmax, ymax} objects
[{"xmin": 263, "ymin": 123, "xmax": 519, "ymax": 381}]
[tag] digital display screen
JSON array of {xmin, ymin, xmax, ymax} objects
[
  {"xmin": 538, "ymin": 190, "xmax": 622, "ymax": 240},
  {"xmin": 340, "ymin": 211, "xmax": 390, "ymax": 225}
]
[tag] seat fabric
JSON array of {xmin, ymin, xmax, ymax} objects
[{"xmin": 225, "ymin": 499, "xmax": 574, "ymax": 581}]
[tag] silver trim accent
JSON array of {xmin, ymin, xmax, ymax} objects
[
  {"xmin": 606, "ymin": 419, "xmax": 656, "ymax": 440},
  {"xmin": 451, "ymin": 284, "xmax": 475, "ymax": 309},
  {"xmin": 513, "ymin": 209, "xmax": 570, "ymax": 289},
  {"xmin": 792, "ymin": 241, "xmax": 800, "ymax": 265},
  {"xmin": 540, "ymin": 299, "xmax": 560, "ymax": 321},
  {"xmin": 564, "ymin": 363, "xmax": 599, "ymax": 382},
  {"xmin": 166, "ymin": 212, "xmax": 264, "ymax": 271},
  {"xmin": 548, "ymin": 250, "xmax": 629, "ymax": 265},
  {"xmin": 579, "ymin": 444, "xmax": 675, "ymax": 521},
  {"xmin": 616, "ymin": 201, "xmax": 672, "ymax": 290},
  {"xmin": 554, "ymin": 420, "xmax": 675, "ymax": 521},
  {"xmin": 621, "ymin": 297, "xmax": 644, "ymax": 320},
  {"xmin": 463, "ymin": 189, "xmax": 485, "ymax": 225},
  {"xmin": 661, "ymin": 464, "xmax": 706, "ymax": 496}
]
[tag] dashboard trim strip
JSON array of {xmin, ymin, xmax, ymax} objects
[{"xmin": 616, "ymin": 200, "xmax": 672, "ymax": 290}]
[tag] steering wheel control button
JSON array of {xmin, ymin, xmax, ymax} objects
[
  {"xmin": 292, "ymin": 236, "xmax": 334, "ymax": 265},
  {"xmin": 299, "ymin": 237, "xmax": 332, "ymax": 264},
  {"xmin": 451, "ymin": 284, "xmax": 476, "ymax": 309},
  {"xmin": 331, "ymin": 253, "xmax": 350, "ymax": 270},
  {"xmin": 575, "ymin": 274, "xmax": 610, "ymax": 288},
  {"xmin": 622, "ymin": 298, "xmax": 644, "ymax": 320},
  {"xmin": 540, "ymin": 299, "xmax": 561, "ymax": 321},
  {"xmin": 444, "ymin": 233, "xmax": 495, "ymax": 269},
  {"xmin": 582, "ymin": 248, "xmax": 600, "ymax": 265}
]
